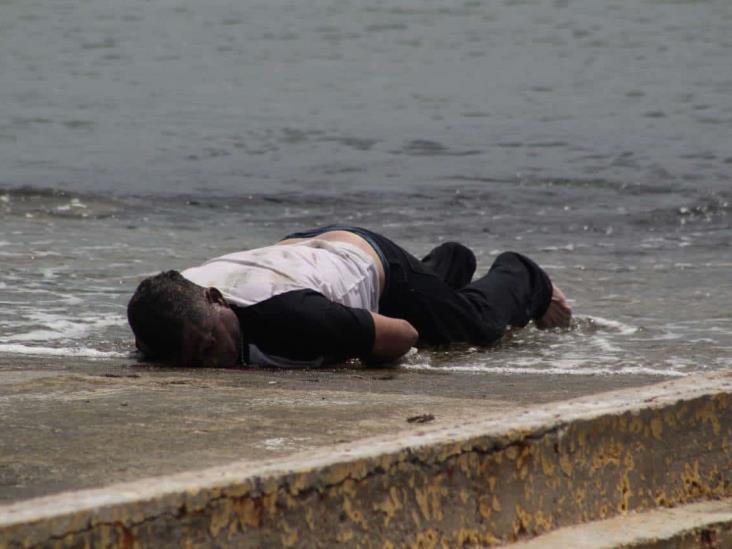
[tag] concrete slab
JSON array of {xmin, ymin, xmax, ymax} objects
[
  {"xmin": 0, "ymin": 355, "xmax": 666, "ymax": 504},
  {"xmin": 509, "ymin": 498, "xmax": 732, "ymax": 548},
  {"xmin": 1, "ymin": 368, "xmax": 730, "ymax": 547}
]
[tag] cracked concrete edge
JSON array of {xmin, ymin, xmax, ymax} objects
[
  {"xmin": 2, "ymin": 371, "xmax": 732, "ymax": 547},
  {"xmin": 508, "ymin": 497, "xmax": 732, "ymax": 548}
]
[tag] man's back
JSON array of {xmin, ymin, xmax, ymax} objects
[{"xmin": 181, "ymin": 238, "xmax": 380, "ymax": 310}]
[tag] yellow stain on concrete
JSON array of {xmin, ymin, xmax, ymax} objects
[
  {"xmin": 533, "ymin": 510, "xmax": 552, "ymax": 533},
  {"xmin": 695, "ymin": 400, "xmax": 722, "ymax": 436},
  {"xmin": 492, "ymin": 495, "xmax": 502, "ymax": 513},
  {"xmin": 341, "ymin": 478, "xmax": 358, "ymax": 498},
  {"xmin": 655, "ymin": 490, "xmax": 669, "ymax": 506},
  {"xmin": 629, "ymin": 414, "xmax": 644, "ymax": 434},
  {"xmin": 590, "ymin": 439, "xmax": 623, "ymax": 471},
  {"xmin": 411, "ymin": 528, "xmax": 440, "ymax": 549},
  {"xmin": 513, "ymin": 504, "xmax": 533, "ymax": 538},
  {"xmin": 343, "ymin": 497, "xmax": 367, "ymax": 529},
  {"xmin": 663, "ymin": 408, "xmax": 678, "ymax": 428},
  {"xmin": 454, "ymin": 528, "xmax": 501, "ymax": 547},
  {"xmin": 208, "ymin": 498, "xmax": 230, "ymax": 538},
  {"xmin": 415, "ymin": 488, "xmax": 432, "ymax": 521},
  {"xmin": 281, "ymin": 526, "xmax": 299, "ymax": 547},
  {"xmin": 650, "ymin": 416, "xmax": 664, "ymax": 440},
  {"xmin": 410, "ymin": 510, "xmax": 422, "ymax": 528},
  {"xmin": 681, "ymin": 461, "xmax": 705, "ymax": 497},
  {"xmin": 559, "ymin": 453, "xmax": 573, "ymax": 476},
  {"xmin": 374, "ymin": 486, "xmax": 403, "ymax": 527},
  {"xmin": 478, "ymin": 496, "xmax": 493, "ymax": 520},
  {"xmin": 336, "ymin": 527, "xmax": 354, "ymax": 543},
  {"xmin": 541, "ymin": 450, "xmax": 556, "ymax": 477},
  {"xmin": 304, "ymin": 507, "xmax": 316, "ymax": 532},
  {"xmin": 618, "ymin": 472, "xmax": 632, "ymax": 512},
  {"xmin": 232, "ymin": 497, "xmax": 262, "ymax": 529}
]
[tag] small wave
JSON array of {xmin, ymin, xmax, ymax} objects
[
  {"xmin": 578, "ymin": 315, "xmax": 639, "ymax": 336},
  {"xmin": 0, "ymin": 185, "xmax": 123, "ymax": 219},
  {"xmin": 0, "ymin": 344, "xmax": 127, "ymax": 358},
  {"xmin": 402, "ymin": 362, "xmax": 685, "ymax": 377},
  {"xmin": 3, "ymin": 313, "xmax": 126, "ymax": 342},
  {"xmin": 634, "ymin": 195, "xmax": 730, "ymax": 228}
]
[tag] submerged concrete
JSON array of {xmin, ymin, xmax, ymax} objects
[{"xmin": 1, "ymin": 365, "xmax": 730, "ymax": 547}]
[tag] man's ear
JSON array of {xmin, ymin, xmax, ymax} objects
[{"xmin": 204, "ymin": 287, "xmax": 228, "ymax": 306}]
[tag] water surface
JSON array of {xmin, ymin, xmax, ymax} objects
[{"xmin": 1, "ymin": 0, "xmax": 730, "ymax": 376}]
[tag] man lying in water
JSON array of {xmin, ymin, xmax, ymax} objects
[{"xmin": 127, "ymin": 225, "xmax": 571, "ymax": 368}]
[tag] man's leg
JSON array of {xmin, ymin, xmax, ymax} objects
[
  {"xmin": 355, "ymin": 229, "xmax": 554, "ymax": 346},
  {"xmin": 421, "ymin": 242, "xmax": 476, "ymax": 289},
  {"xmin": 393, "ymin": 252, "xmax": 552, "ymax": 346},
  {"xmin": 459, "ymin": 252, "xmax": 553, "ymax": 333}
]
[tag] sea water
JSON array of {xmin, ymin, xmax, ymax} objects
[{"xmin": 1, "ymin": 0, "xmax": 730, "ymax": 376}]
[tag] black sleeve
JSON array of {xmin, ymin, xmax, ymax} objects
[{"xmin": 234, "ymin": 290, "xmax": 375, "ymax": 363}]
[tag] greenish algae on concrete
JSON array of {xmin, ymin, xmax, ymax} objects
[{"xmin": 1, "ymin": 368, "xmax": 731, "ymax": 548}]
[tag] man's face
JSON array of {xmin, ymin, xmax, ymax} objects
[{"xmin": 179, "ymin": 288, "xmax": 241, "ymax": 368}]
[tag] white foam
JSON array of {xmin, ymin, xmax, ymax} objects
[
  {"xmin": 3, "ymin": 288, "xmax": 84, "ymax": 306},
  {"xmin": 55, "ymin": 198, "xmax": 88, "ymax": 212},
  {"xmin": 29, "ymin": 251, "xmax": 63, "ymax": 258},
  {"xmin": 402, "ymin": 362, "xmax": 686, "ymax": 377},
  {"xmin": 3, "ymin": 313, "xmax": 126, "ymax": 342},
  {"xmin": 540, "ymin": 243, "xmax": 580, "ymax": 252},
  {"xmin": 0, "ymin": 344, "xmax": 126, "ymax": 358},
  {"xmin": 585, "ymin": 315, "xmax": 638, "ymax": 336},
  {"xmin": 591, "ymin": 337, "xmax": 623, "ymax": 353}
]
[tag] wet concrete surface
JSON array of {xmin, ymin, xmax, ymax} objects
[{"xmin": 0, "ymin": 355, "xmax": 668, "ymax": 504}]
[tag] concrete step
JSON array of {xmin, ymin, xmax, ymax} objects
[
  {"xmin": 0, "ymin": 355, "xmax": 661, "ymax": 505},
  {"xmin": 509, "ymin": 498, "xmax": 732, "ymax": 549},
  {"xmin": 1, "ymin": 370, "xmax": 731, "ymax": 547}
]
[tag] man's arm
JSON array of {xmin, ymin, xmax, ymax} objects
[
  {"xmin": 235, "ymin": 290, "xmax": 417, "ymax": 365},
  {"xmin": 370, "ymin": 313, "xmax": 418, "ymax": 361}
]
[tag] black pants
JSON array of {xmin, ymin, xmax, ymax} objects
[{"xmin": 284, "ymin": 226, "xmax": 553, "ymax": 346}]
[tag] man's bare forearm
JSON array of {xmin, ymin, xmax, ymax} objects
[{"xmin": 369, "ymin": 312, "xmax": 418, "ymax": 361}]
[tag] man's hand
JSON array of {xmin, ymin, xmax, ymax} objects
[
  {"xmin": 536, "ymin": 284, "xmax": 572, "ymax": 329},
  {"xmin": 370, "ymin": 313, "xmax": 418, "ymax": 362}
]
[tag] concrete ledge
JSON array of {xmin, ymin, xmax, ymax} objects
[
  {"xmin": 509, "ymin": 498, "xmax": 732, "ymax": 548},
  {"xmin": 2, "ymin": 372, "xmax": 732, "ymax": 547}
]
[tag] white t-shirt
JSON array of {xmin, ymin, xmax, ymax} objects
[{"xmin": 181, "ymin": 238, "xmax": 380, "ymax": 311}]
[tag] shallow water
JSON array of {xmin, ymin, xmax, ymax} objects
[{"xmin": 1, "ymin": 0, "xmax": 730, "ymax": 376}]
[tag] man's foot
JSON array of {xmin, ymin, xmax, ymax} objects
[{"xmin": 536, "ymin": 284, "xmax": 572, "ymax": 329}]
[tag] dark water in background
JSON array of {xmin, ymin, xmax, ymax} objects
[{"xmin": 1, "ymin": 0, "xmax": 730, "ymax": 376}]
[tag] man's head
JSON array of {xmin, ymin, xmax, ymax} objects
[{"xmin": 127, "ymin": 270, "xmax": 241, "ymax": 367}]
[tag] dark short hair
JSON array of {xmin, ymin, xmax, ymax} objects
[{"xmin": 127, "ymin": 270, "xmax": 208, "ymax": 359}]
